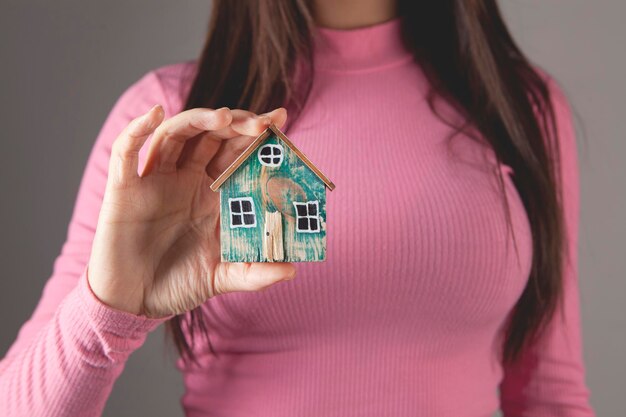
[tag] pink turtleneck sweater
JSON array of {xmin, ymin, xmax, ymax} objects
[{"xmin": 0, "ymin": 18, "xmax": 595, "ymax": 417}]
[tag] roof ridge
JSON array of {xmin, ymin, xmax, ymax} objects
[{"xmin": 209, "ymin": 124, "xmax": 335, "ymax": 192}]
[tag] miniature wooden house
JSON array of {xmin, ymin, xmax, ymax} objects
[{"xmin": 210, "ymin": 124, "xmax": 335, "ymax": 262}]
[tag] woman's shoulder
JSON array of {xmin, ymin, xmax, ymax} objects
[
  {"xmin": 532, "ymin": 65, "xmax": 573, "ymax": 116},
  {"xmin": 119, "ymin": 59, "xmax": 199, "ymax": 117},
  {"xmin": 531, "ymin": 65, "xmax": 579, "ymax": 198},
  {"xmin": 150, "ymin": 59, "xmax": 199, "ymax": 92},
  {"xmin": 148, "ymin": 59, "xmax": 199, "ymax": 114},
  {"xmin": 529, "ymin": 65, "xmax": 577, "ymax": 152}
]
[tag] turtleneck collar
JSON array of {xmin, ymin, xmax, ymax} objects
[{"xmin": 311, "ymin": 16, "xmax": 414, "ymax": 73}]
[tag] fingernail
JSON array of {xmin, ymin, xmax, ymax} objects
[
  {"xmin": 216, "ymin": 106, "xmax": 230, "ymax": 111},
  {"xmin": 257, "ymin": 114, "xmax": 272, "ymax": 124},
  {"xmin": 146, "ymin": 104, "xmax": 163, "ymax": 128},
  {"xmin": 149, "ymin": 104, "xmax": 163, "ymax": 113}
]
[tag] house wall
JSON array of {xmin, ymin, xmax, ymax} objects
[{"xmin": 219, "ymin": 133, "xmax": 327, "ymax": 262}]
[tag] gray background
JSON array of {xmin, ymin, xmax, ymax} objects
[{"xmin": 0, "ymin": 1, "xmax": 623, "ymax": 416}]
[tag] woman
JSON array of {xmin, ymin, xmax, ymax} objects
[{"xmin": 0, "ymin": 0, "xmax": 595, "ymax": 416}]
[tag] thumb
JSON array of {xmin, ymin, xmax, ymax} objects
[
  {"xmin": 211, "ymin": 262, "xmax": 296, "ymax": 296},
  {"xmin": 108, "ymin": 104, "xmax": 165, "ymax": 186}
]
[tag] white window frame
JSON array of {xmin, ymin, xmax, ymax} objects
[
  {"xmin": 257, "ymin": 144, "xmax": 284, "ymax": 167},
  {"xmin": 228, "ymin": 197, "xmax": 257, "ymax": 229},
  {"xmin": 293, "ymin": 200, "xmax": 321, "ymax": 233}
]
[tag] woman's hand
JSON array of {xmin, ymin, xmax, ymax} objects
[{"xmin": 87, "ymin": 105, "xmax": 295, "ymax": 318}]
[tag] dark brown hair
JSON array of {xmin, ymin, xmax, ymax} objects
[{"xmin": 168, "ymin": 0, "xmax": 567, "ymax": 366}]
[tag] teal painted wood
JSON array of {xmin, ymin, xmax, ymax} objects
[{"xmin": 219, "ymin": 133, "xmax": 327, "ymax": 262}]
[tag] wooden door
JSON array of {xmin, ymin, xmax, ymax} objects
[{"xmin": 263, "ymin": 211, "xmax": 284, "ymax": 261}]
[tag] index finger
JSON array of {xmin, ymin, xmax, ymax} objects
[{"xmin": 141, "ymin": 107, "xmax": 232, "ymax": 175}]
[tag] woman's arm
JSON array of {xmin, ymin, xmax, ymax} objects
[
  {"xmin": 0, "ymin": 69, "xmax": 175, "ymax": 416},
  {"xmin": 499, "ymin": 77, "xmax": 595, "ymax": 416},
  {"xmin": 0, "ymin": 61, "xmax": 294, "ymax": 417}
]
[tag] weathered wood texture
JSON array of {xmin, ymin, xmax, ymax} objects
[
  {"xmin": 220, "ymin": 133, "xmax": 327, "ymax": 262},
  {"xmin": 263, "ymin": 211, "xmax": 284, "ymax": 261}
]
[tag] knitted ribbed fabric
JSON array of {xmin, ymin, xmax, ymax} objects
[{"xmin": 0, "ymin": 17, "xmax": 595, "ymax": 417}]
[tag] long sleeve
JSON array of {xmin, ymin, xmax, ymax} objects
[
  {"xmin": 499, "ymin": 78, "xmax": 595, "ymax": 416},
  {"xmin": 0, "ymin": 69, "xmax": 178, "ymax": 417}
]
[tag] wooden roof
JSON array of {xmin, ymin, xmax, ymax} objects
[{"xmin": 210, "ymin": 124, "xmax": 336, "ymax": 192}]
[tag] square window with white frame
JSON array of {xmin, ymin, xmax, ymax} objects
[
  {"xmin": 229, "ymin": 197, "xmax": 256, "ymax": 228},
  {"xmin": 293, "ymin": 200, "xmax": 320, "ymax": 233}
]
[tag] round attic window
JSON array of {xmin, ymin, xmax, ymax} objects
[{"xmin": 258, "ymin": 144, "xmax": 284, "ymax": 167}]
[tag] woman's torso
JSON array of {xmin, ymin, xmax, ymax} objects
[{"xmin": 162, "ymin": 18, "xmax": 532, "ymax": 417}]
